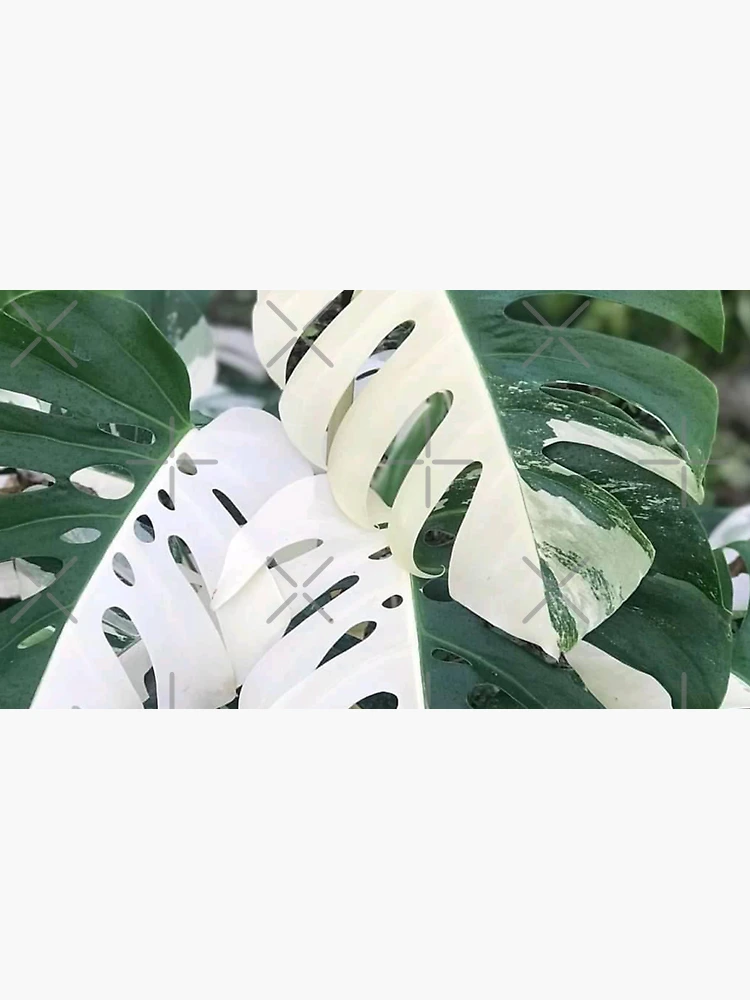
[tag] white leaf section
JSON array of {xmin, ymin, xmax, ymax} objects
[
  {"xmin": 566, "ymin": 643, "xmax": 671, "ymax": 709},
  {"xmin": 253, "ymin": 291, "xmax": 694, "ymax": 657},
  {"xmin": 31, "ymin": 409, "xmax": 312, "ymax": 709},
  {"xmin": 213, "ymin": 475, "xmax": 426, "ymax": 709}
]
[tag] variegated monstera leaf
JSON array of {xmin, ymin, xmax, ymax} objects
[
  {"xmin": 213, "ymin": 475, "xmax": 604, "ymax": 709},
  {"xmin": 0, "ymin": 291, "xmax": 311, "ymax": 708},
  {"xmin": 254, "ymin": 291, "xmax": 724, "ymax": 657}
]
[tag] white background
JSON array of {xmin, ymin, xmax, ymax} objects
[
  {"xmin": 1, "ymin": 1, "xmax": 746, "ymax": 288},
  {"xmin": 3, "ymin": 716, "xmax": 749, "ymax": 999},
  {"xmin": 1, "ymin": 1, "xmax": 748, "ymax": 997}
]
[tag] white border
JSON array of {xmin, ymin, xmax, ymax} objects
[{"xmin": 2, "ymin": 715, "xmax": 745, "ymax": 998}]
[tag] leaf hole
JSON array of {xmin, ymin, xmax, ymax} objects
[
  {"xmin": 0, "ymin": 556, "xmax": 63, "ymax": 610},
  {"xmin": 212, "ymin": 488, "xmax": 246, "ymax": 525},
  {"xmin": 285, "ymin": 291, "xmax": 356, "ymax": 381},
  {"xmin": 168, "ymin": 536, "xmax": 211, "ymax": 609},
  {"xmin": 541, "ymin": 381, "xmax": 682, "ymax": 452},
  {"xmin": 112, "ymin": 553, "xmax": 135, "ymax": 587},
  {"xmin": 0, "ymin": 468, "xmax": 56, "ymax": 494},
  {"xmin": 70, "ymin": 465, "xmax": 134, "ymax": 500},
  {"xmin": 382, "ymin": 594, "xmax": 403, "ymax": 608},
  {"xmin": 0, "ymin": 389, "xmax": 69, "ymax": 415},
  {"xmin": 467, "ymin": 684, "xmax": 522, "ymax": 709},
  {"xmin": 134, "ymin": 514, "xmax": 155, "ymax": 542},
  {"xmin": 101, "ymin": 607, "xmax": 153, "ymax": 705},
  {"xmin": 368, "ymin": 546, "xmax": 392, "ymax": 560},
  {"xmin": 352, "ymin": 692, "xmax": 399, "ymax": 709},
  {"xmin": 158, "ymin": 489, "xmax": 175, "ymax": 510},
  {"xmin": 142, "ymin": 668, "xmax": 158, "ymax": 709},
  {"xmin": 102, "ymin": 607, "xmax": 140, "ymax": 653},
  {"xmin": 372, "ymin": 390, "xmax": 454, "ymax": 507},
  {"xmin": 432, "ymin": 647, "xmax": 471, "ymax": 665},
  {"xmin": 377, "ymin": 319, "xmax": 416, "ymax": 353},
  {"xmin": 17, "ymin": 625, "xmax": 57, "ymax": 649},
  {"xmin": 317, "ymin": 620, "xmax": 377, "ymax": 668},
  {"xmin": 97, "ymin": 422, "xmax": 156, "ymax": 445},
  {"xmin": 60, "ymin": 527, "xmax": 101, "ymax": 544},
  {"xmin": 505, "ymin": 293, "xmax": 592, "ymax": 328},
  {"xmin": 286, "ymin": 575, "xmax": 359, "ymax": 633}
]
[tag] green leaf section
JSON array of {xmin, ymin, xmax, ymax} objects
[
  {"xmin": 558, "ymin": 446, "xmax": 732, "ymax": 707},
  {"xmin": 414, "ymin": 291, "xmax": 721, "ymax": 652},
  {"xmin": 590, "ymin": 575, "xmax": 731, "ymax": 708},
  {"xmin": 577, "ymin": 290, "xmax": 724, "ymax": 351},
  {"xmin": 414, "ymin": 441, "xmax": 732, "ymax": 708},
  {"xmin": 447, "ymin": 291, "xmax": 720, "ymax": 486},
  {"xmin": 412, "ymin": 576, "xmax": 603, "ymax": 709},
  {"xmin": 0, "ymin": 291, "xmax": 192, "ymax": 707}
]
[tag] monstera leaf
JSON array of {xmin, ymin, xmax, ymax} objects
[
  {"xmin": 0, "ymin": 291, "xmax": 194, "ymax": 705},
  {"xmin": 213, "ymin": 475, "xmax": 603, "ymax": 709},
  {"xmin": 546, "ymin": 447, "xmax": 732, "ymax": 708},
  {"xmin": 0, "ymin": 291, "xmax": 312, "ymax": 708},
  {"xmin": 414, "ymin": 440, "xmax": 733, "ymax": 708},
  {"xmin": 254, "ymin": 290, "xmax": 724, "ymax": 658}
]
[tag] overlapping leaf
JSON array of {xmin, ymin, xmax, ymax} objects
[
  {"xmin": 254, "ymin": 290, "xmax": 724, "ymax": 658},
  {"xmin": 213, "ymin": 475, "xmax": 602, "ymax": 708},
  {"xmin": 0, "ymin": 291, "xmax": 192, "ymax": 706}
]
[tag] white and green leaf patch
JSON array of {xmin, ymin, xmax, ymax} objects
[
  {"xmin": 253, "ymin": 289, "xmax": 723, "ymax": 658},
  {"xmin": 0, "ymin": 292, "xmax": 194, "ymax": 706},
  {"xmin": 213, "ymin": 475, "xmax": 603, "ymax": 709},
  {"xmin": 420, "ymin": 445, "xmax": 733, "ymax": 708},
  {"xmin": 531, "ymin": 449, "xmax": 731, "ymax": 708}
]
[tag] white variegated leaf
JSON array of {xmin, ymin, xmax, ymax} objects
[
  {"xmin": 213, "ymin": 475, "xmax": 603, "ymax": 710},
  {"xmin": 30, "ymin": 408, "xmax": 312, "ymax": 709},
  {"xmin": 254, "ymin": 290, "xmax": 722, "ymax": 657}
]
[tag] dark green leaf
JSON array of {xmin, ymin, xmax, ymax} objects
[{"xmin": 0, "ymin": 291, "xmax": 192, "ymax": 707}]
